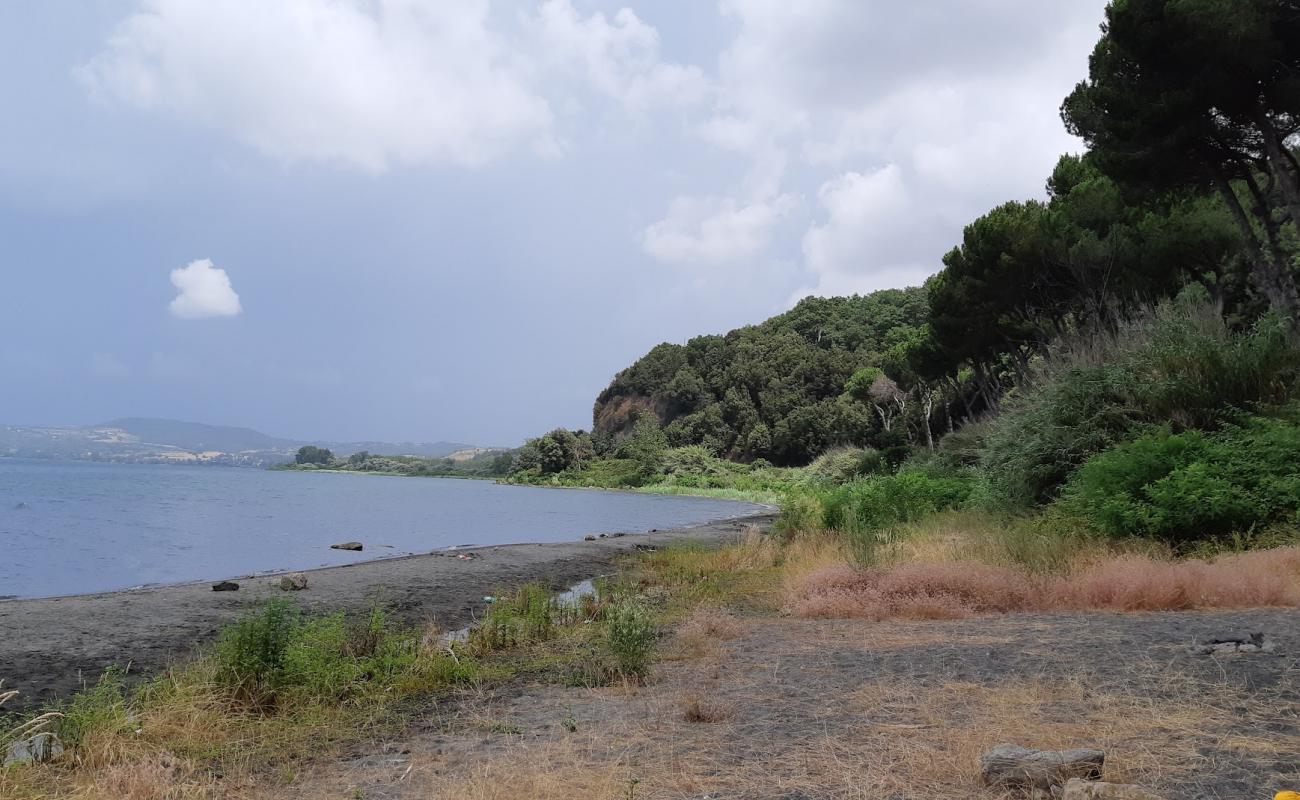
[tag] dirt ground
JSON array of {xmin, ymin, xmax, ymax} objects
[
  {"xmin": 0, "ymin": 514, "xmax": 775, "ymax": 708},
  {"xmin": 260, "ymin": 608, "xmax": 1300, "ymax": 800}
]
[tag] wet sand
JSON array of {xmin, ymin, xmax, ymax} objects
[{"xmin": 0, "ymin": 513, "xmax": 776, "ymax": 707}]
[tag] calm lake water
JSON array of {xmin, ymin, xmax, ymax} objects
[{"xmin": 0, "ymin": 459, "xmax": 767, "ymax": 599}]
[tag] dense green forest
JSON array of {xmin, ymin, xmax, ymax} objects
[
  {"xmin": 503, "ymin": 0, "xmax": 1300, "ymax": 552},
  {"xmin": 593, "ymin": 288, "xmax": 929, "ymax": 465}
]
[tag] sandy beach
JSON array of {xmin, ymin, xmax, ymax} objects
[{"xmin": 0, "ymin": 512, "xmax": 776, "ymax": 708}]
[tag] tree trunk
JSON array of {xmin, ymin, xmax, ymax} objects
[
  {"xmin": 1256, "ymin": 113, "xmax": 1300, "ymax": 229},
  {"xmin": 1212, "ymin": 172, "xmax": 1300, "ymax": 322},
  {"xmin": 919, "ymin": 387, "xmax": 935, "ymax": 451}
]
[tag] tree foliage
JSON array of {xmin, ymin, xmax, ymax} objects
[{"xmin": 593, "ymin": 288, "xmax": 929, "ymax": 465}]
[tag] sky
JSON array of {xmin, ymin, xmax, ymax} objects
[{"xmin": 0, "ymin": 0, "xmax": 1108, "ymax": 446}]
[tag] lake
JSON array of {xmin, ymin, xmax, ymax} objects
[{"xmin": 0, "ymin": 459, "xmax": 767, "ymax": 599}]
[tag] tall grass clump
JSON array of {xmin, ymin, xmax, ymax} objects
[
  {"xmin": 804, "ymin": 446, "xmax": 887, "ymax": 484},
  {"xmin": 214, "ymin": 599, "xmax": 469, "ymax": 709},
  {"xmin": 980, "ymin": 291, "xmax": 1300, "ymax": 508},
  {"xmin": 469, "ymin": 582, "xmax": 575, "ymax": 654},
  {"xmin": 605, "ymin": 601, "xmax": 655, "ymax": 678}
]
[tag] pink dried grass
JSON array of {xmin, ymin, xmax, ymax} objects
[
  {"xmin": 789, "ymin": 547, "xmax": 1300, "ymax": 620},
  {"xmin": 788, "ymin": 563, "xmax": 1035, "ymax": 620},
  {"xmin": 1051, "ymin": 547, "xmax": 1300, "ymax": 611}
]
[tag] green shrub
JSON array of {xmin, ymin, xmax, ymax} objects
[
  {"xmin": 58, "ymin": 667, "xmax": 131, "ymax": 746},
  {"xmin": 980, "ymin": 294, "xmax": 1299, "ymax": 508},
  {"xmin": 1061, "ymin": 412, "xmax": 1300, "ymax": 544},
  {"xmin": 214, "ymin": 600, "xmax": 464, "ymax": 706},
  {"xmin": 605, "ymin": 601, "xmax": 655, "ymax": 678},
  {"xmin": 805, "ymin": 446, "xmax": 887, "ymax": 484},
  {"xmin": 660, "ymin": 445, "xmax": 727, "ymax": 476},
  {"xmin": 819, "ymin": 470, "xmax": 976, "ymax": 535},
  {"xmin": 215, "ymin": 598, "xmax": 300, "ymax": 700}
]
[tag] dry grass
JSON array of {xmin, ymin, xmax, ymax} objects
[
  {"xmin": 339, "ymin": 619, "xmax": 1294, "ymax": 800},
  {"xmin": 781, "ymin": 511, "xmax": 1300, "ymax": 620},
  {"xmin": 678, "ymin": 692, "xmax": 732, "ymax": 724},
  {"xmin": 667, "ymin": 606, "xmax": 746, "ymax": 659}
]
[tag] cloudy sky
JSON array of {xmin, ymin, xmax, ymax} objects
[{"xmin": 0, "ymin": 0, "xmax": 1107, "ymax": 445}]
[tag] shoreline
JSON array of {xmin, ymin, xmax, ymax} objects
[{"xmin": 0, "ymin": 512, "xmax": 776, "ymax": 709}]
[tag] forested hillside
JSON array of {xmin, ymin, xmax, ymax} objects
[
  {"xmin": 511, "ymin": 0, "xmax": 1300, "ymax": 552},
  {"xmin": 592, "ymin": 288, "xmax": 928, "ymax": 465}
]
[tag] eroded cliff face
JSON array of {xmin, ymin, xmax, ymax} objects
[{"xmin": 592, "ymin": 394, "xmax": 670, "ymax": 439}]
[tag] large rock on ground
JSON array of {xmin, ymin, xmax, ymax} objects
[
  {"xmin": 278, "ymin": 573, "xmax": 308, "ymax": 591},
  {"xmin": 980, "ymin": 744, "xmax": 1104, "ymax": 790},
  {"xmin": 4, "ymin": 733, "xmax": 63, "ymax": 767},
  {"xmin": 1062, "ymin": 778, "xmax": 1165, "ymax": 799}
]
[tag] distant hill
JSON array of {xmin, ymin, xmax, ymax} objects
[
  {"xmin": 0, "ymin": 417, "xmax": 475, "ymax": 466},
  {"xmin": 98, "ymin": 417, "xmax": 293, "ymax": 453}
]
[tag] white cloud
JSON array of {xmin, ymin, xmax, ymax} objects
[
  {"xmin": 531, "ymin": 0, "xmax": 707, "ymax": 114},
  {"xmin": 702, "ymin": 0, "xmax": 1106, "ymax": 295},
  {"xmin": 801, "ymin": 166, "xmax": 932, "ymax": 296},
  {"xmin": 168, "ymin": 258, "xmax": 242, "ymax": 319},
  {"xmin": 642, "ymin": 193, "xmax": 796, "ymax": 265},
  {"xmin": 77, "ymin": 0, "xmax": 705, "ymax": 172},
  {"xmin": 77, "ymin": 1, "xmax": 555, "ymax": 172}
]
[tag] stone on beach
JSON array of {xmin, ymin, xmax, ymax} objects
[
  {"xmin": 1061, "ymin": 778, "xmax": 1165, "ymax": 799},
  {"xmin": 4, "ymin": 733, "xmax": 63, "ymax": 767},
  {"xmin": 279, "ymin": 573, "xmax": 308, "ymax": 591},
  {"xmin": 980, "ymin": 744, "xmax": 1104, "ymax": 790},
  {"xmin": 331, "ymin": 541, "xmax": 364, "ymax": 551}
]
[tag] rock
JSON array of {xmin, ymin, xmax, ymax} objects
[
  {"xmin": 211, "ymin": 581, "xmax": 239, "ymax": 592},
  {"xmin": 330, "ymin": 541, "xmax": 363, "ymax": 551},
  {"xmin": 4, "ymin": 733, "xmax": 64, "ymax": 767},
  {"xmin": 980, "ymin": 744, "xmax": 1104, "ymax": 791},
  {"xmin": 1061, "ymin": 778, "xmax": 1164, "ymax": 799},
  {"xmin": 1192, "ymin": 631, "xmax": 1274, "ymax": 655},
  {"xmin": 278, "ymin": 573, "xmax": 308, "ymax": 591}
]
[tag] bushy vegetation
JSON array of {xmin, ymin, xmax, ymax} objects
[
  {"xmin": 590, "ymin": 288, "xmax": 929, "ymax": 465},
  {"xmin": 213, "ymin": 599, "xmax": 471, "ymax": 708},
  {"xmin": 286, "ymin": 446, "xmax": 514, "ymax": 478},
  {"xmin": 1063, "ymin": 411, "xmax": 1300, "ymax": 545},
  {"xmin": 980, "ymin": 294, "xmax": 1300, "ymax": 508}
]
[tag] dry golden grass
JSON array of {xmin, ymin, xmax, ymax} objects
[
  {"xmin": 779, "ymin": 511, "xmax": 1300, "ymax": 620},
  {"xmin": 357, "ymin": 627, "xmax": 1292, "ymax": 800},
  {"xmin": 678, "ymin": 692, "xmax": 732, "ymax": 724},
  {"xmin": 666, "ymin": 606, "xmax": 746, "ymax": 659}
]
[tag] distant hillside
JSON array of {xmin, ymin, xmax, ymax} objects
[
  {"xmin": 99, "ymin": 417, "xmax": 293, "ymax": 453},
  {"xmin": 593, "ymin": 287, "xmax": 928, "ymax": 465},
  {"xmin": 0, "ymin": 417, "xmax": 474, "ymax": 466}
]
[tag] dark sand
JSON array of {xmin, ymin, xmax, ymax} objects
[{"xmin": 0, "ymin": 513, "xmax": 776, "ymax": 707}]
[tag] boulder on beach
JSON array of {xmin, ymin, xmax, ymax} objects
[
  {"xmin": 331, "ymin": 541, "xmax": 363, "ymax": 551},
  {"xmin": 279, "ymin": 573, "xmax": 308, "ymax": 591},
  {"xmin": 980, "ymin": 744, "xmax": 1104, "ymax": 791},
  {"xmin": 1062, "ymin": 778, "xmax": 1164, "ymax": 799},
  {"xmin": 211, "ymin": 581, "xmax": 239, "ymax": 592}
]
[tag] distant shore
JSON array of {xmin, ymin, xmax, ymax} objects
[{"xmin": 0, "ymin": 512, "xmax": 776, "ymax": 709}]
